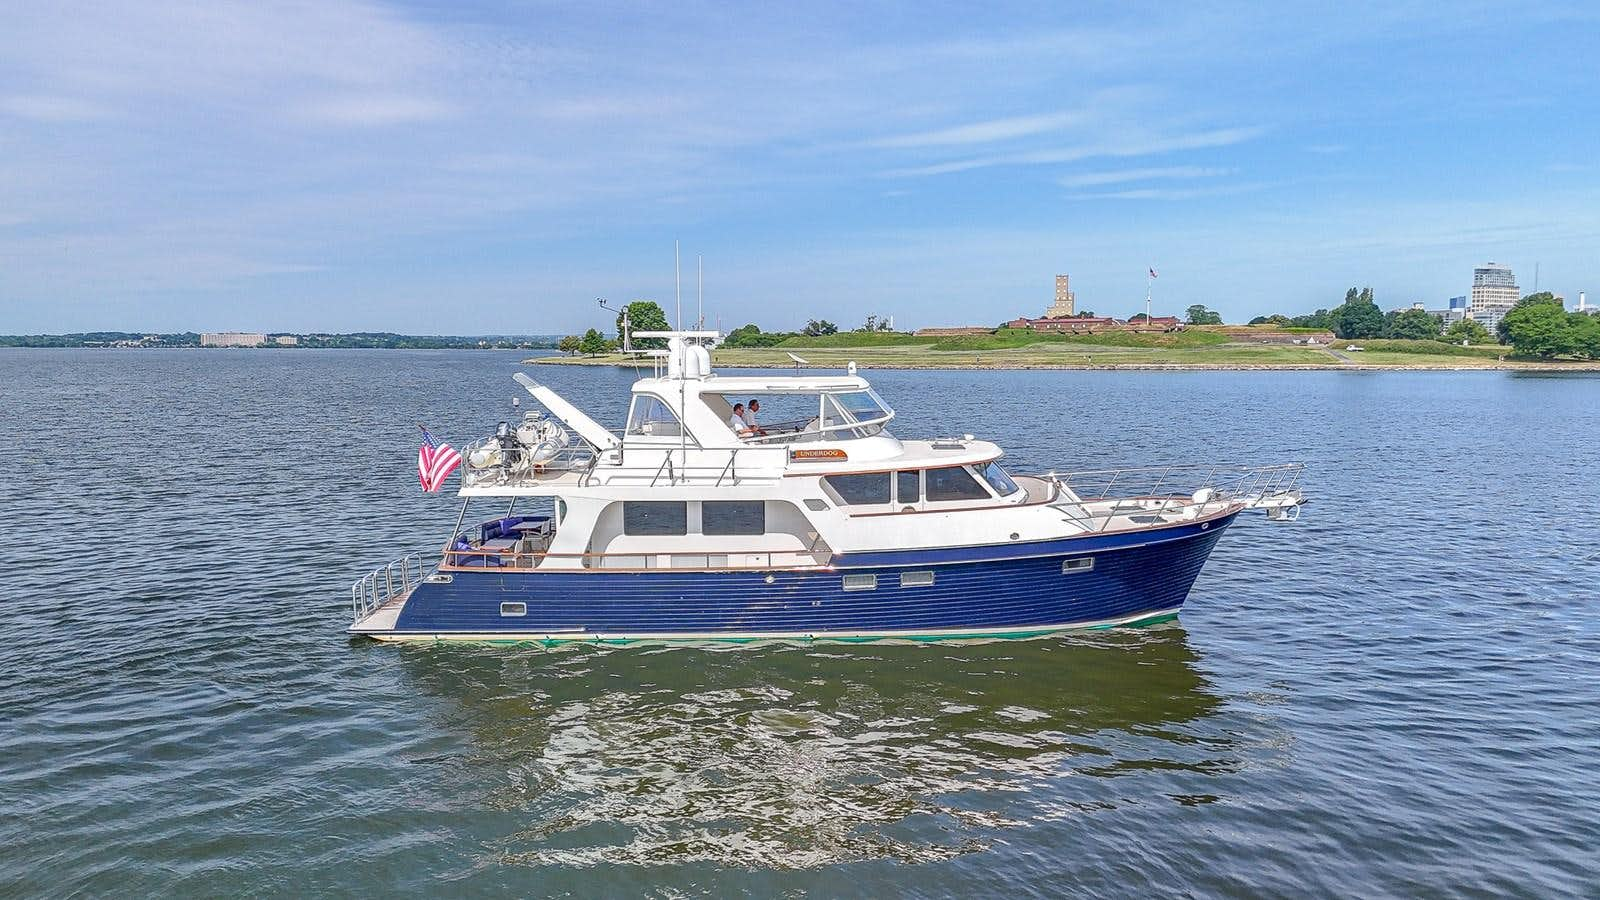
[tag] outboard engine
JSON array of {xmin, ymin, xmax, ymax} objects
[{"xmin": 494, "ymin": 420, "xmax": 524, "ymax": 469}]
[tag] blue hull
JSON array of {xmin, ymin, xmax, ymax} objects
[{"xmin": 375, "ymin": 513, "xmax": 1237, "ymax": 641}]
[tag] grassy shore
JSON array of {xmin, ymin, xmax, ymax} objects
[{"xmin": 530, "ymin": 331, "xmax": 1600, "ymax": 371}]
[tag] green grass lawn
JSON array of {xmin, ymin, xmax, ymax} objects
[
  {"xmin": 535, "ymin": 334, "xmax": 1598, "ymax": 369},
  {"xmin": 777, "ymin": 331, "xmax": 933, "ymax": 348}
]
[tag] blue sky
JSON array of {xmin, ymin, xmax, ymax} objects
[{"xmin": 2, "ymin": 1, "xmax": 1597, "ymax": 334}]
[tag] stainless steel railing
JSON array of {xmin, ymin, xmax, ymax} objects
[
  {"xmin": 458, "ymin": 439, "xmax": 597, "ymax": 488},
  {"xmin": 350, "ymin": 552, "xmax": 424, "ymax": 622},
  {"xmin": 439, "ymin": 546, "xmax": 834, "ymax": 571},
  {"xmin": 1043, "ymin": 463, "xmax": 1306, "ymax": 531}
]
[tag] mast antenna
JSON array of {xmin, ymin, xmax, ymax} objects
[{"xmin": 697, "ymin": 254, "xmax": 704, "ymax": 330}]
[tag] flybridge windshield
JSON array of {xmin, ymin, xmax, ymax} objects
[
  {"xmin": 820, "ymin": 390, "xmax": 892, "ymax": 439},
  {"xmin": 830, "ymin": 390, "xmax": 890, "ymax": 423},
  {"xmin": 725, "ymin": 388, "xmax": 894, "ymax": 443}
]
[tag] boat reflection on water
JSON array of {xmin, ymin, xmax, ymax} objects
[{"xmin": 383, "ymin": 628, "xmax": 1244, "ymax": 869}]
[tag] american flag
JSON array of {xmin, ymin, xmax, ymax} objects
[
  {"xmin": 1149, "ymin": 267, "xmax": 1158, "ymax": 279},
  {"xmin": 417, "ymin": 425, "xmax": 462, "ymax": 493}
]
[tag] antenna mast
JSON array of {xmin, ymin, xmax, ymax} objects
[{"xmin": 697, "ymin": 254, "xmax": 704, "ymax": 330}]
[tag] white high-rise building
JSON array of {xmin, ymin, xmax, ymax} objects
[{"xmin": 1468, "ymin": 263, "xmax": 1518, "ymax": 331}]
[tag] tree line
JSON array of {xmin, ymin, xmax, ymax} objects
[
  {"xmin": 561, "ymin": 293, "xmax": 1600, "ymax": 361},
  {"xmin": 558, "ymin": 301, "xmax": 874, "ymax": 353}
]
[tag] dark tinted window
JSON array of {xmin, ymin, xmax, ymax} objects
[
  {"xmin": 925, "ymin": 466, "xmax": 991, "ymax": 501},
  {"xmin": 825, "ymin": 473, "xmax": 891, "ymax": 505},
  {"xmin": 702, "ymin": 501, "xmax": 765, "ymax": 535},
  {"xmin": 896, "ymin": 471, "xmax": 920, "ymax": 504},
  {"xmin": 623, "ymin": 501, "xmax": 688, "ymax": 535}
]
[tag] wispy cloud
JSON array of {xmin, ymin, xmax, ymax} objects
[
  {"xmin": 0, "ymin": 95, "xmax": 108, "ymax": 122},
  {"xmin": 885, "ymin": 126, "xmax": 1267, "ymax": 177},
  {"xmin": 292, "ymin": 94, "xmax": 452, "ymax": 126},
  {"xmin": 1069, "ymin": 182, "xmax": 1270, "ymax": 201},
  {"xmin": 867, "ymin": 110, "xmax": 1088, "ymax": 148},
  {"xmin": 1057, "ymin": 166, "xmax": 1233, "ymax": 188}
]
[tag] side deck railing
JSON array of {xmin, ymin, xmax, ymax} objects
[
  {"xmin": 351, "ymin": 552, "xmax": 424, "ymax": 622},
  {"xmin": 1043, "ymin": 463, "xmax": 1306, "ymax": 531},
  {"xmin": 438, "ymin": 547, "xmax": 835, "ymax": 572}
]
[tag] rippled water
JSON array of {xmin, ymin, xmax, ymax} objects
[{"xmin": 2, "ymin": 349, "xmax": 1597, "ymax": 896}]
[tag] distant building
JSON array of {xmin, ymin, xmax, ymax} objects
[
  {"xmin": 1436, "ymin": 295, "xmax": 1469, "ymax": 328},
  {"xmin": 1044, "ymin": 274, "xmax": 1076, "ymax": 318},
  {"xmin": 269, "ymin": 335, "xmax": 299, "ymax": 346},
  {"xmin": 1126, "ymin": 315, "xmax": 1182, "ymax": 332},
  {"xmin": 1469, "ymin": 263, "xmax": 1518, "ymax": 329},
  {"xmin": 914, "ymin": 326, "xmax": 997, "ymax": 337},
  {"xmin": 1007, "ymin": 315, "xmax": 1119, "ymax": 332},
  {"xmin": 201, "ymin": 332, "xmax": 266, "ymax": 347}
]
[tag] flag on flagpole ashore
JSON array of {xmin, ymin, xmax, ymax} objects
[
  {"xmin": 1149, "ymin": 267, "xmax": 1158, "ymax": 279},
  {"xmin": 417, "ymin": 425, "xmax": 462, "ymax": 493}
]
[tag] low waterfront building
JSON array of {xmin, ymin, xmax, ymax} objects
[
  {"xmin": 1005, "ymin": 315, "xmax": 1121, "ymax": 332},
  {"xmin": 914, "ymin": 326, "xmax": 998, "ymax": 337},
  {"xmin": 201, "ymin": 332, "xmax": 267, "ymax": 347},
  {"xmin": 1126, "ymin": 315, "xmax": 1182, "ymax": 332},
  {"xmin": 1437, "ymin": 296, "xmax": 1469, "ymax": 327}
]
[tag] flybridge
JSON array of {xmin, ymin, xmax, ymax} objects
[{"xmin": 458, "ymin": 330, "xmax": 907, "ymax": 494}]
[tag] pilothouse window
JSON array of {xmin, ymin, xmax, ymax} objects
[
  {"xmin": 825, "ymin": 473, "xmax": 891, "ymax": 505},
  {"xmin": 981, "ymin": 462, "xmax": 1021, "ymax": 496},
  {"xmin": 896, "ymin": 471, "xmax": 920, "ymax": 504},
  {"xmin": 925, "ymin": 466, "xmax": 991, "ymax": 501}
]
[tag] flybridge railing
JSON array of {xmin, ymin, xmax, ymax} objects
[
  {"xmin": 351, "ymin": 552, "xmax": 424, "ymax": 622},
  {"xmin": 459, "ymin": 441, "xmax": 597, "ymax": 488},
  {"xmin": 1043, "ymin": 463, "xmax": 1306, "ymax": 531}
]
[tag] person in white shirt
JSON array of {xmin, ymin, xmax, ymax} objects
[
  {"xmin": 741, "ymin": 398, "xmax": 765, "ymax": 436},
  {"xmin": 728, "ymin": 403, "xmax": 751, "ymax": 437}
]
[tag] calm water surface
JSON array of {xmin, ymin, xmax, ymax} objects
[{"xmin": 2, "ymin": 350, "xmax": 1597, "ymax": 897}]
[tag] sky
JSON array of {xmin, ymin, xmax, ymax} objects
[{"xmin": 1, "ymin": 1, "xmax": 1598, "ymax": 335}]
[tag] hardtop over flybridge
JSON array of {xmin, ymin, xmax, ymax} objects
[{"xmin": 350, "ymin": 330, "xmax": 1306, "ymax": 643}]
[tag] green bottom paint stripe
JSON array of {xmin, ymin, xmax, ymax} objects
[{"xmin": 359, "ymin": 609, "xmax": 1182, "ymax": 646}]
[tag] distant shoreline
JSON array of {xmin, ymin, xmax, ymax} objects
[{"xmin": 526, "ymin": 356, "xmax": 1600, "ymax": 373}]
